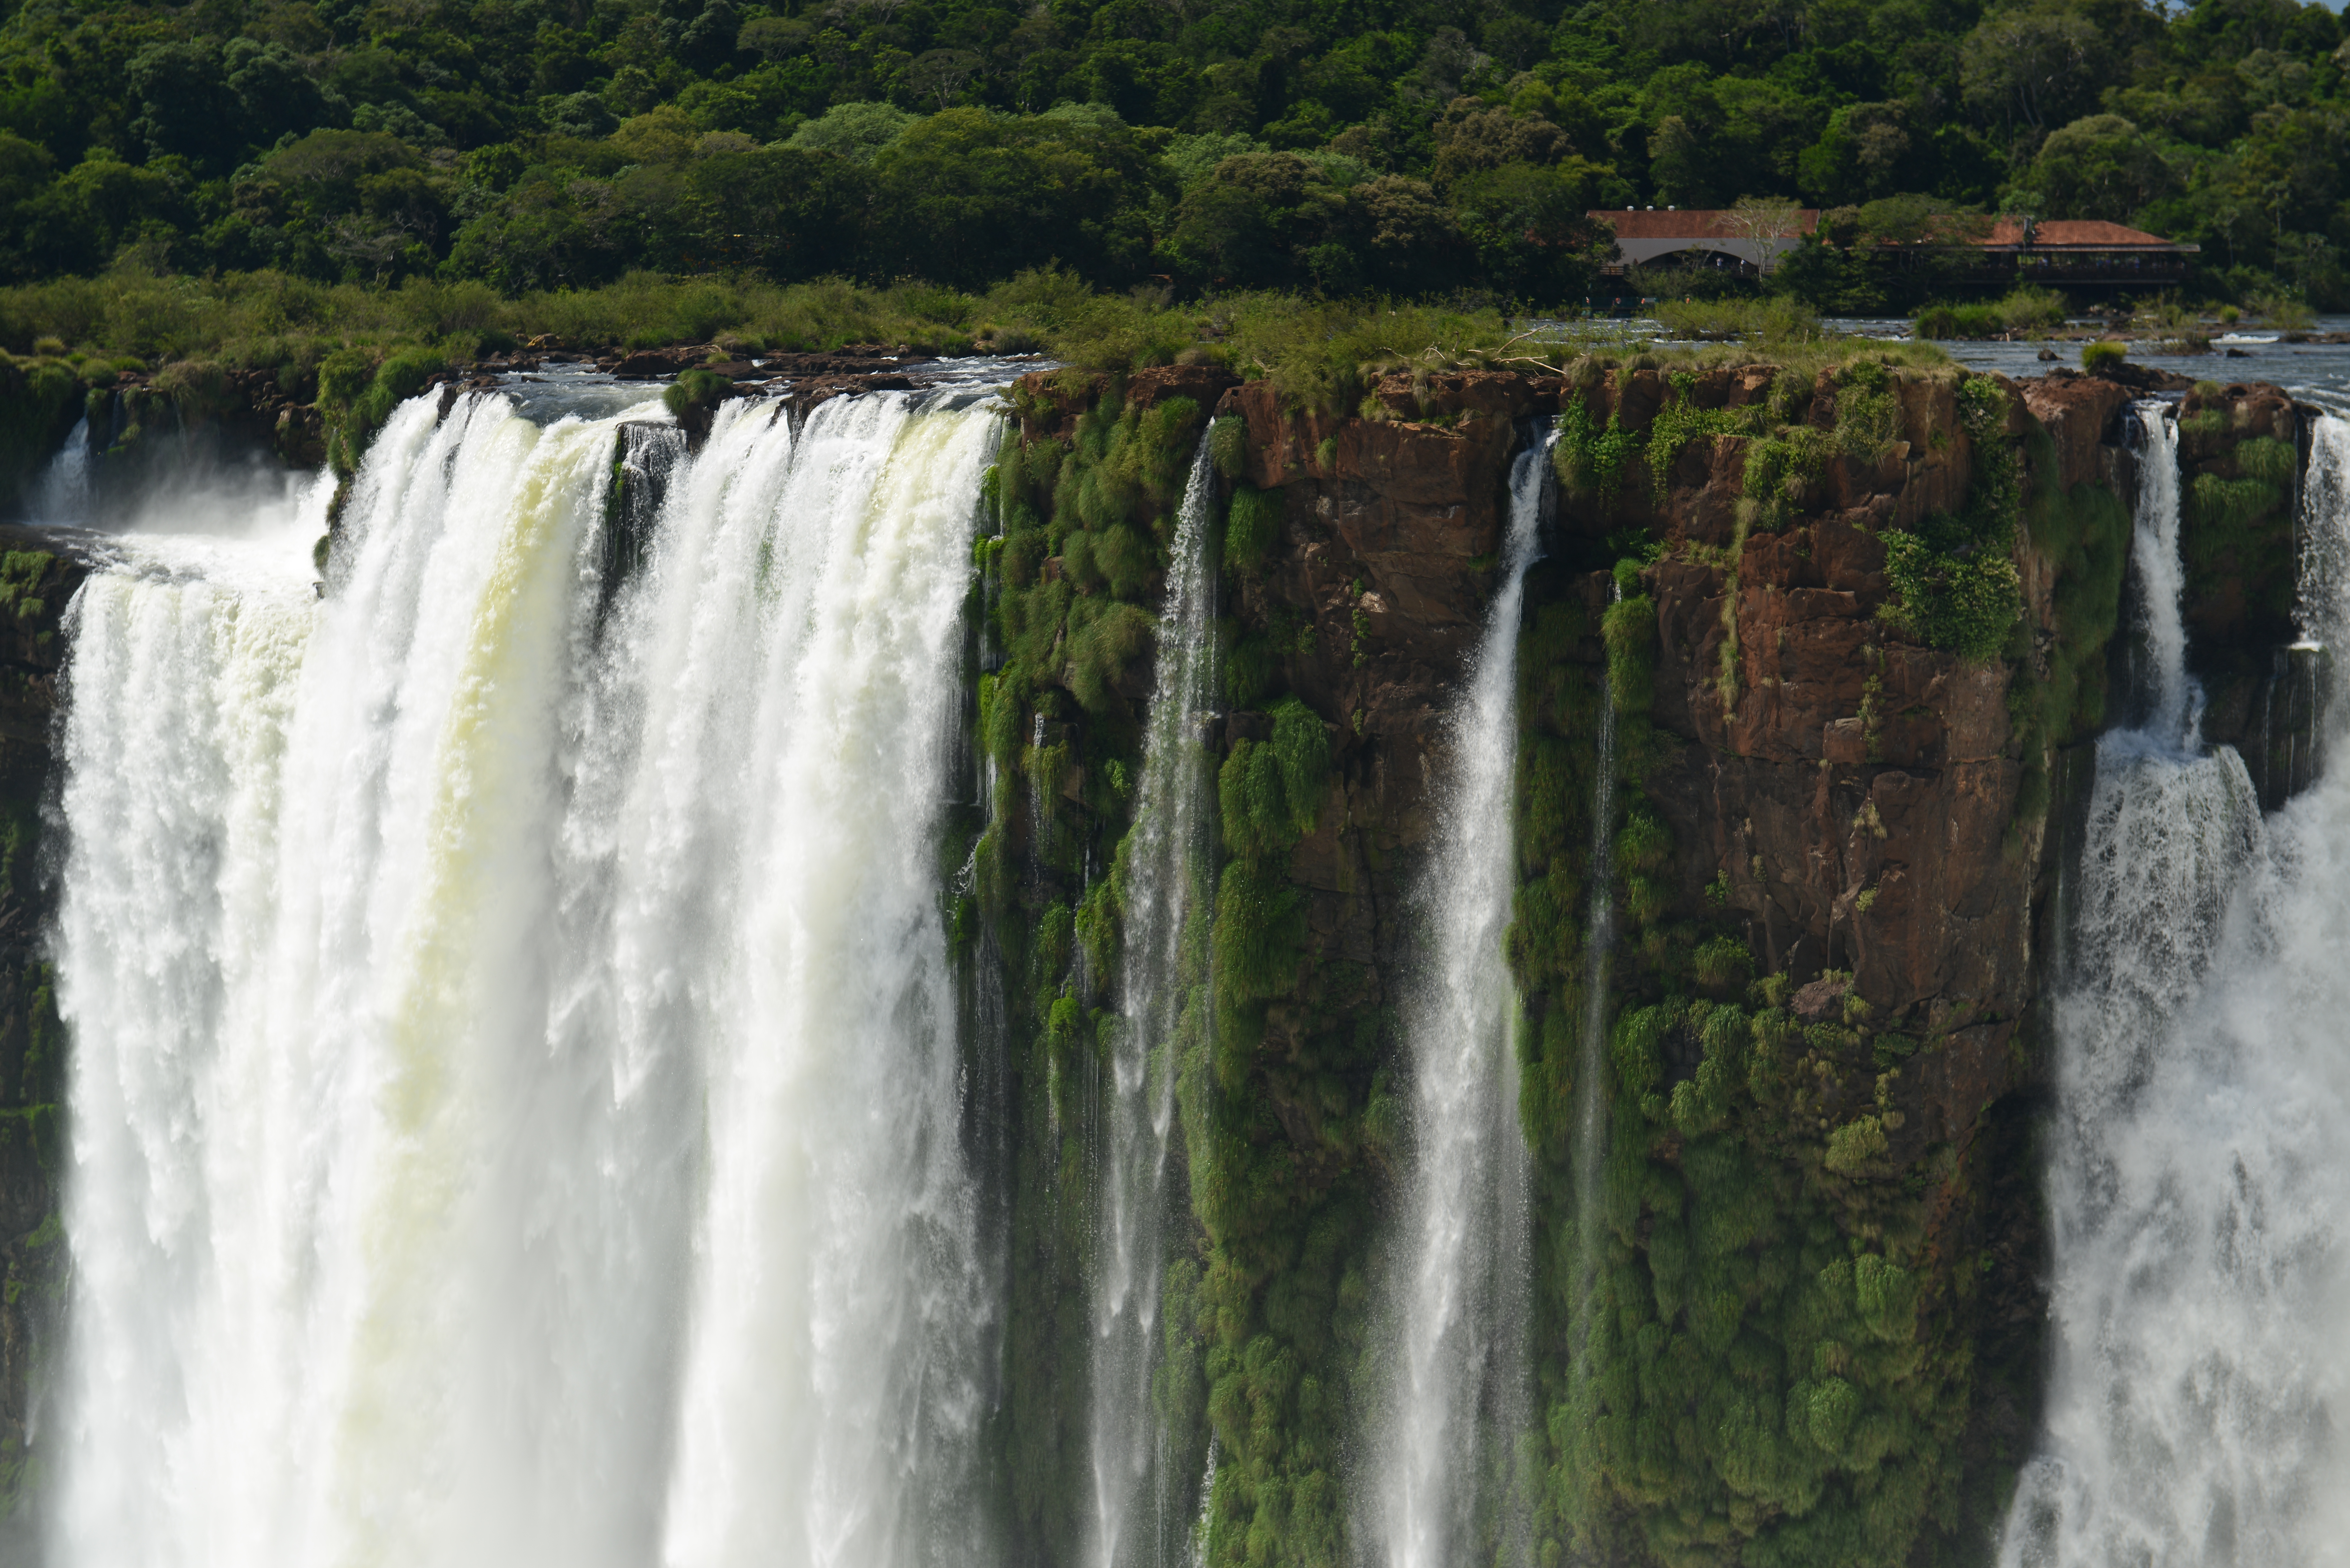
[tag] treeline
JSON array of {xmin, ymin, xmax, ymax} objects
[{"xmin": 0, "ymin": 0, "xmax": 2344, "ymax": 306}]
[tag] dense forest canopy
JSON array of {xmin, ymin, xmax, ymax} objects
[{"xmin": 0, "ymin": 0, "xmax": 2343, "ymax": 307}]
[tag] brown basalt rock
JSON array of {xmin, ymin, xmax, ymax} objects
[
  {"xmin": 1600, "ymin": 401, "xmax": 2274, "ymax": 1231},
  {"xmin": 1358, "ymin": 368, "xmax": 1562, "ymax": 427},
  {"xmin": 1892, "ymin": 375, "xmax": 1971, "ymax": 522},
  {"xmin": 2022, "ymin": 372, "xmax": 2132, "ymax": 491},
  {"xmin": 1010, "ymin": 365, "xmax": 1237, "ymax": 445},
  {"xmin": 784, "ymin": 373, "xmax": 914, "ymax": 417},
  {"xmin": 1793, "ymin": 975, "xmax": 1850, "ymax": 1022},
  {"xmin": 1626, "ymin": 368, "xmax": 2192, "ymax": 1064},
  {"xmin": 1193, "ymin": 371, "xmax": 1573, "ymax": 1112},
  {"xmin": 1903, "ymin": 1019, "xmax": 2018, "ymax": 1148},
  {"xmin": 1225, "ymin": 376, "xmax": 1534, "ymax": 639},
  {"xmin": 612, "ymin": 348, "xmax": 690, "ymax": 378},
  {"xmin": 1614, "ymin": 367, "xmax": 1668, "ymax": 434},
  {"xmin": 274, "ymin": 404, "xmax": 326, "ymax": 469},
  {"xmin": 2170, "ymin": 380, "xmax": 2322, "ymax": 804},
  {"xmin": 1125, "ymin": 363, "xmax": 1238, "ymax": 412}
]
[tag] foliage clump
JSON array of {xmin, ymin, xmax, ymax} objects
[
  {"xmin": 1912, "ymin": 286, "xmax": 2066, "ymax": 340},
  {"xmin": 1644, "ymin": 371, "xmax": 1752, "ymax": 500},
  {"xmin": 1880, "ymin": 376, "xmax": 2024, "ymax": 663},
  {"xmin": 319, "ymin": 344, "xmax": 445, "ymax": 473},
  {"xmin": 1553, "ymin": 387, "xmax": 1640, "ymax": 501},
  {"xmin": 2081, "ymin": 340, "xmax": 2129, "ymax": 374}
]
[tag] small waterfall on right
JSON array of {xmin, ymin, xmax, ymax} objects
[{"xmin": 2000, "ymin": 410, "xmax": 2350, "ymax": 1567}]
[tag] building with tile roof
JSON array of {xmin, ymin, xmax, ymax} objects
[{"xmin": 1587, "ymin": 208, "xmax": 2200, "ymax": 292}]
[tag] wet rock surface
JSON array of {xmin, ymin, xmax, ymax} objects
[{"xmin": 0, "ymin": 528, "xmax": 87, "ymax": 1510}]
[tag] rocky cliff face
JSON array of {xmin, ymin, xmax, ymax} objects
[
  {"xmin": 0, "ymin": 357, "xmax": 2315, "ymax": 1560},
  {"xmin": 0, "ymin": 533, "xmax": 86, "ymax": 1531},
  {"xmin": 1001, "ymin": 358, "xmax": 2316, "ymax": 1567}
]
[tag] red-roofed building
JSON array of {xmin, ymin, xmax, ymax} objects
[
  {"xmin": 1972, "ymin": 217, "xmax": 2200, "ymax": 288},
  {"xmin": 1585, "ymin": 208, "xmax": 2199, "ymax": 292},
  {"xmin": 1979, "ymin": 217, "xmax": 2182, "ymax": 249}
]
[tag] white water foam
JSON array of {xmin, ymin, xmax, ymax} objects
[
  {"xmin": 2000, "ymin": 413, "xmax": 2350, "ymax": 1568},
  {"xmin": 49, "ymin": 385, "xmax": 1002, "ymax": 1568},
  {"xmin": 2127, "ymin": 401, "xmax": 2197, "ymax": 745}
]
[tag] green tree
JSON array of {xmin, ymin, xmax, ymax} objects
[
  {"xmin": 2021, "ymin": 114, "xmax": 2176, "ymax": 220},
  {"xmin": 784, "ymin": 100, "xmax": 917, "ymax": 163},
  {"xmin": 1161, "ymin": 151, "xmax": 1350, "ymax": 289},
  {"xmin": 868, "ymin": 109, "xmax": 1161, "ymax": 287},
  {"xmin": 1961, "ymin": 3, "xmax": 2111, "ymax": 137}
]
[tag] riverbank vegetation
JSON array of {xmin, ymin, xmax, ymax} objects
[{"xmin": 0, "ymin": 260, "xmax": 1951, "ymax": 400}]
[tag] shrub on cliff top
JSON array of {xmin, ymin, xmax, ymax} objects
[
  {"xmin": 662, "ymin": 366, "xmax": 734, "ymax": 421},
  {"xmin": 1554, "ymin": 390, "xmax": 1640, "ymax": 500},
  {"xmin": 319, "ymin": 345, "xmax": 446, "ymax": 473},
  {"xmin": 1645, "ymin": 370, "xmax": 1758, "ymax": 500}
]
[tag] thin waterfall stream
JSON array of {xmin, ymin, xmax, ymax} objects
[
  {"xmin": 2001, "ymin": 408, "xmax": 2350, "ymax": 1567},
  {"xmin": 1088, "ymin": 437, "xmax": 1219, "ymax": 1568},
  {"xmin": 1373, "ymin": 430, "xmax": 1550, "ymax": 1568}
]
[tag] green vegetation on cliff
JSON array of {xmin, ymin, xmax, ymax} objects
[
  {"xmin": 978, "ymin": 359, "xmax": 1422, "ymax": 1568},
  {"xmin": 1504, "ymin": 351, "xmax": 2164, "ymax": 1565},
  {"xmin": 1510, "ymin": 594, "xmax": 1984, "ymax": 1567},
  {"xmin": 1878, "ymin": 376, "xmax": 2026, "ymax": 665},
  {"xmin": 971, "ymin": 371, "xmax": 1212, "ymax": 1562}
]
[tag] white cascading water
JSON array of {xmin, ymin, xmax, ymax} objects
[
  {"xmin": 1373, "ymin": 433, "xmax": 1549, "ymax": 1568},
  {"xmin": 2126, "ymin": 402, "xmax": 2194, "ymax": 743},
  {"xmin": 49, "ymin": 381, "xmax": 1002, "ymax": 1568},
  {"xmin": 2000, "ymin": 411, "xmax": 2350, "ymax": 1567},
  {"xmin": 1088, "ymin": 439, "xmax": 1218, "ymax": 1568}
]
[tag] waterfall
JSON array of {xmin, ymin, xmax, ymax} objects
[
  {"xmin": 30, "ymin": 415, "xmax": 92, "ymax": 521},
  {"xmin": 2126, "ymin": 402, "xmax": 2197, "ymax": 743},
  {"xmin": 2000, "ymin": 414, "xmax": 2350, "ymax": 1568},
  {"xmin": 49, "ymin": 383, "xmax": 1004, "ymax": 1568},
  {"xmin": 1373, "ymin": 431, "xmax": 1550, "ymax": 1568},
  {"xmin": 1087, "ymin": 439, "xmax": 1218, "ymax": 1568}
]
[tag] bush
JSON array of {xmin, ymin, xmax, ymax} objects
[
  {"xmin": 1823, "ymin": 1114, "xmax": 1888, "ymax": 1174},
  {"xmin": 1554, "ymin": 390, "xmax": 1640, "ymax": 499},
  {"xmin": 1654, "ymin": 298, "xmax": 1824, "ymax": 343},
  {"xmin": 1912, "ymin": 286, "xmax": 2066, "ymax": 340},
  {"xmin": 2246, "ymin": 292, "xmax": 2316, "ymax": 332},
  {"xmin": 1996, "ymin": 284, "xmax": 2067, "ymax": 330},
  {"xmin": 1881, "ymin": 536, "xmax": 2021, "ymax": 662},
  {"xmin": 1912, "ymin": 302, "xmax": 2001, "ymax": 340},
  {"xmin": 662, "ymin": 366, "xmax": 735, "ymax": 420},
  {"xmin": 2081, "ymin": 339, "xmax": 2128, "ymax": 373},
  {"xmin": 1224, "ymin": 484, "xmax": 1281, "ymax": 574}
]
